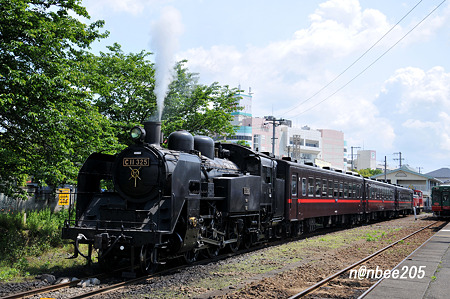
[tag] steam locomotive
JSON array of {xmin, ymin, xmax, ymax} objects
[{"xmin": 62, "ymin": 121, "xmax": 413, "ymax": 274}]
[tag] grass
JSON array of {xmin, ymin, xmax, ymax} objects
[
  {"xmin": 0, "ymin": 208, "xmax": 81, "ymax": 282},
  {"xmin": 180, "ymin": 225, "xmax": 401, "ymax": 297}
]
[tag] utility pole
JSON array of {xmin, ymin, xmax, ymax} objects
[
  {"xmin": 417, "ymin": 167, "xmax": 423, "ymax": 174},
  {"xmin": 384, "ymin": 156, "xmax": 387, "ymax": 181},
  {"xmin": 292, "ymin": 134, "xmax": 301, "ymax": 160},
  {"xmin": 264, "ymin": 116, "xmax": 285, "ymax": 156},
  {"xmin": 351, "ymin": 146, "xmax": 360, "ymax": 171},
  {"xmin": 393, "ymin": 152, "xmax": 404, "ymax": 168}
]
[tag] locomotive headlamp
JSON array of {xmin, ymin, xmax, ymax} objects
[{"xmin": 130, "ymin": 126, "xmax": 146, "ymax": 143}]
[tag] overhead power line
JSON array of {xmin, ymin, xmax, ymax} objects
[
  {"xmin": 285, "ymin": 0, "xmax": 446, "ymax": 119},
  {"xmin": 278, "ymin": 0, "xmax": 424, "ymax": 118}
]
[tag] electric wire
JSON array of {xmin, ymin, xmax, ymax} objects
[
  {"xmin": 278, "ymin": 0, "xmax": 425, "ymax": 118},
  {"xmin": 286, "ymin": 0, "xmax": 446, "ymax": 119}
]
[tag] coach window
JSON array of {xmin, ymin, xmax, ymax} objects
[
  {"xmin": 302, "ymin": 178, "xmax": 307, "ymax": 196},
  {"xmin": 344, "ymin": 183, "xmax": 349, "ymax": 198},
  {"xmin": 334, "ymin": 181, "xmax": 339, "ymax": 197},
  {"xmin": 291, "ymin": 174, "xmax": 298, "ymax": 197},
  {"xmin": 322, "ymin": 179, "xmax": 328, "ymax": 196},
  {"xmin": 329, "ymin": 180, "xmax": 333, "ymax": 197},
  {"xmin": 315, "ymin": 179, "xmax": 321, "ymax": 196},
  {"xmin": 339, "ymin": 182, "xmax": 343, "ymax": 198},
  {"xmin": 308, "ymin": 177, "xmax": 314, "ymax": 196}
]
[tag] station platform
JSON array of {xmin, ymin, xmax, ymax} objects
[{"xmin": 362, "ymin": 222, "xmax": 450, "ymax": 299}]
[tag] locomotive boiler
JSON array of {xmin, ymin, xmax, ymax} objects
[{"xmin": 62, "ymin": 121, "xmax": 279, "ymax": 274}]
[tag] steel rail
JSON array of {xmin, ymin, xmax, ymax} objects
[
  {"xmin": 357, "ymin": 224, "xmax": 441, "ymax": 298},
  {"xmin": 67, "ymin": 264, "xmax": 188, "ymax": 299},
  {"xmin": 288, "ymin": 221, "xmax": 439, "ymax": 299},
  {"xmin": 1, "ymin": 280, "xmax": 80, "ymax": 299},
  {"xmin": 1, "ymin": 267, "xmax": 127, "ymax": 299}
]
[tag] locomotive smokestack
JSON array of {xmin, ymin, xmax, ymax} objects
[{"xmin": 144, "ymin": 121, "xmax": 161, "ymax": 145}]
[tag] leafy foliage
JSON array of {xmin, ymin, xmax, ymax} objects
[
  {"xmin": 162, "ymin": 61, "xmax": 241, "ymax": 137},
  {"xmin": 357, "ymin": 168, "xmax": 383, "ymax": 178},
  {"xmin": 83, "ymin": 43, "xmax": 157, "ymax": 145},
  {"xmin": 0, "ymin": 208, "xmax": 72, "ymax": 280},
  {"xmin": 0, "ymin": 0, "xmax": 120, "ymax": 198},
  {"xmin": 86, "ymin": 50, "xmax": 240, "ymax": 142},
  {"xmin": 0, "ymin": 1, "xmax": 240, "ymax": 200}
]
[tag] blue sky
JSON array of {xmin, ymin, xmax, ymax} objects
[{"xmin": 82, "ymin": 0, "xmax": 450, "ymax": 174}]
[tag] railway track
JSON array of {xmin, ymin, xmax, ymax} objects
[
  {"xmin": 3, "ymin": 217, "xmax": 435, "ymax": 299},
  {"xmin": 288, "ymin": 221, "xmax": 442, "ymax": 298},
  {"xmin": 2, "ymin": 279, "xmax": 80, "ymax": 299},
  {"xmin": 1, "ymin": 267, "xmax": 127, "ymax": 299},
  {"xmin": 1, "ymin": 221, "xmax": 351, "ymax": 299}
]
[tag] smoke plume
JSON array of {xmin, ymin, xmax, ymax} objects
[{"xmin": 150, "ymin": 6, "xmax": 184, "ymax": 121}]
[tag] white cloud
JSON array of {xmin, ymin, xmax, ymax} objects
[
  {"xmin": 382, "ymin": 66, "xmax": 450, "ymax": 114},
  {"xmin": 401, "ymin": 1, "xmax": 450, "ymax": 43},
  {"xmin": 84, "ymin": 0, "xmax": 168, "ymax": 16},
  {"xmin": 380, "ymin": 66, "xmax": 450, "ymax": 167},
  {"xmin": 176, "ymin": 0, "xmax": 449, "ymax": 171},
  {"xmin": 179, "ymin": 0, "xmax": 395, "ymax": 123}
]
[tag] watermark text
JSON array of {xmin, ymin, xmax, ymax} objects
[{"xmin": 349, "ymin": 265, "xmax": 426, "ymax": 280}]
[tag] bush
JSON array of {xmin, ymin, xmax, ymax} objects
[{"xmin": 0, "ymin": 208, "xmax": 70, "ymax": 266}]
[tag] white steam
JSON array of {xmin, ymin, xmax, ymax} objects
[{"xmin": 150, "ymin": 6, "xmax": 184, "ymax": 121}]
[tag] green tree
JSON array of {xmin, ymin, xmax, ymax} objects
[
  {"xmin": 357, "ymin": 168, "xmax": 383, "ymax": 178},
  {"xmin": 162, "ymin": 61, "xmax": 240, "ymax": 138},
  {"xmin": 85, "ymin": 43, "xmax": 157, "ymax": 145},
  {"xmin": 87, "ymin": 53, "xmax": 240, "ymax": 142},
  {"xmin": 235, "ymin": 140, "xmax": 250, "ymax": 147},
  {"xmin": 0, "ymin": 0, "xmax": 118, "ymax": 198}
]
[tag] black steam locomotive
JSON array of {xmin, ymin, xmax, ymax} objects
[{"xmin": 62, "ymin": 121, "xmax": 413, "ymax": 274}]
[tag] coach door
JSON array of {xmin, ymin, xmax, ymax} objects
[
  {"xmin": 442, "ymin": 191, "xmax": 450, "ymax": 209},
  {"xmin": 289, "ymin": 173, "xmax": 298, "ymax": 220}
]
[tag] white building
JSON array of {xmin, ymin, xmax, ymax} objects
[
  {"xmin": 355, "ymin": 150, "xmax": 377, "ymax": 170},
  {"xmin": 279, "ymin": 125, "xmax": 321, "ymax": 163},
  {"xmin": 319, "ymin": 129, "xmax": 345, "ymax": 170}
]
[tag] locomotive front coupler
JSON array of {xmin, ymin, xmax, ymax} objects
[
  {"xmin": 67, "ymin": 234, "xmax": 93, "ymax": 265},
  {"xmin": 94, "ymin": 233, "xmax": 133, "ymax": 259}
]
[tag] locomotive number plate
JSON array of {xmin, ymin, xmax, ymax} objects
[{"xmin": 123, "ymin": 157, "xmax": 150, "ymax": 167}]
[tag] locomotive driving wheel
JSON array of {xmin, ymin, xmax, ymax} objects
[
  {"xmin": 139, "ymin": 245, "xmax": 158, "ymax": 274},
  {"xmin": 227, "ymin": 222, "xmax": 242, "ymax": 253},
  {"xmin": 184, "ymin": 250, "xmax": 199, "ymax": 264},
  {"xmin": 205, "ymin": 245, "xmax": 221, "ymax": 257}
]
